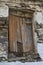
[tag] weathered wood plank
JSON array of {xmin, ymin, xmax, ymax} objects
[
  {"xmin": 16, "ymin": 17, "xmax": 22, "ymax": 42},
  {"xmin": 9, "ymin": 14, "xmax": 17, "ymax": 52}
]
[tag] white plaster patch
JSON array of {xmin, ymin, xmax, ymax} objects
[
  {"xmin": 34, "ymin": 12, "xmax": 43, "ymax": 24},
  {"xmin": 0, "ymin": 5, "xmax": 9, "ymax": 17},
  {"xmin": 37, "ymin": 43, "xmax": 43, "ymax": 60}
]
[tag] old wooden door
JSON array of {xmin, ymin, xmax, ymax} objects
[{"xmin": 9, "ymin": 14, "xmax": 34, "ymax": 53}]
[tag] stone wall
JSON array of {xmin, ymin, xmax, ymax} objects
[
  {"xmin": 33, "ymin": 11, "xmax": 43, "ymax": 53},
  {"xmin": 0, "ymin": 5, "xmax": 8, "ymax": 61}
]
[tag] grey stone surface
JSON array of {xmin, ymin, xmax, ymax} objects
[{"xmin": 0, "ymin": 18, "xmax": 8, "ymax": 61}]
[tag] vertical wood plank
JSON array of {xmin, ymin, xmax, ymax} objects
[
  {"xmin": 9, "ymin": 14, "xmax": 17, "ymax": 52},
  {"xmin": 16, "ymin": 17, "xmax": 22, "ymax": 42},
  {"xmin": 20, "ymin": 18, "xmax": 27, "ymax": 52}
]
